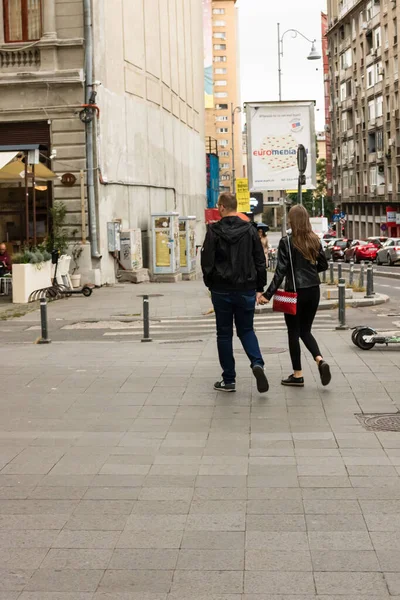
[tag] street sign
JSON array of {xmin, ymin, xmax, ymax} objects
[
  {"xmin": 236, "ymin": 178, "xmax": 251, "ymax": 212},
  {"xmin": 297, "ymin": 144, "xmax": 307, "ymax": 174}
]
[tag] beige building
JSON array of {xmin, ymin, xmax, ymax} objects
[
  {"xmin": 0, "ymin": 0, "xmax": 206, "ymax": 284},
  {"xmin": 205, "ymin": 0, "xmax": 242, "ymax": 193},
  {"xmin": 327, "ymin": 0, "xmax": 400, "ymax": 238}
]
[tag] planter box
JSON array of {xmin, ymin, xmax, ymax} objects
[{"xmin": 12, "ymin": 261, "xmax": 52, "ymax": 304}]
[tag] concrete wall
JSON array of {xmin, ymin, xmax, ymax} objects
[{"xmin": 92, "ymin": 0, "xmax": 206, "ymax": 284}]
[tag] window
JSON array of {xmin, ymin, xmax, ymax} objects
[
  {"xmin": 215, "ymin": 103, "xmax": 228, "ymax": 110},
  {"xmin": 219, "ymin": 139, "xmax": 229, "ymax": 146},
  {"xmin": 367, "ymin": 66, "xmax": 374, "ymax": 88},
  {"xmin": 3, "ymin": 0, "xmax": 42, "ymax": 42},
  {"xmin": 215, "ymin": 68, "xmax": 227, "ymax": 74},
  {"xmin": 214, "ymin": 20, "xmax": 226, "ymax": 26},
  {"xmin": 394, "ymin": 18, "xmax": 398, "ymax": 44},
  {"xmin": 377, "ymin": 129, "xmax": 384, "ymax": 150},
  {"xmin": 214, "ymin": 56, "xmax": 227, "ymax": 62},
  {"xmin": 375, "ymin": 61, "xmax": 383, "ymax": 82},
  {"xmin": 368, "ymin": 99, "xmax": 376, "ymax": 120},
  {"xmin": 221, "ymin": 174, "xmax": 230, "ymax": 181},
  {"xmin": 216, "ymin": 115, "xmax": 228, "ymax": 121},
  {"xmin": 370, "ymin": 166, "xmax": 377, "ymax": 186},
  {"xmin": 215, "ymin": 80, "xmax": 227, "ymax": 86},
  {"xmin": 376, "ymin": 95, "xmax": 383, "ymax": 118},
  {"xmin": 352, "ymin": 18, "xmax": 356, "ymax": 38},
  {"xmin": 215, "ymin": 92, "xmax": 228, "ymax": 98},
  {"xmin": 213, "ymin": 32, "xmax": 226, "ymax": 39},
  {"xmin": 213, "ymin": 8, "xmax": 225, "ymax": 14},
  {"xmin": 340, "ymin": 83, "xmax": 346, "ymax": 100},
  {"xmin": 220, "ymin": 163, "xmax": 230, "ymax": 169},
  {"xmin": 374, "ymin": 26, "xmax": 381, "ymax": 49},
  {"xmin": 217, "ymin": 127, "xmax": 229, "ymax": 133},
  {"xmin": 220, "ymin": 151, "xmax": 230, "ymax": 157},
  {"xmin": 214, "ymin": 44, "xmax": 226, "ymax": 50},
  {"xmin": 341, "ymin": 112, "xmax": 348, "ymax": 132},
  {"xmin": 384, "ymin": 24, "xmax": 389, "ymax": 47},
  {"xmin": 395, "ymin": 55, "xmax": 399, "ymax": 78}
]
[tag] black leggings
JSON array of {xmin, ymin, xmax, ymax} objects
[{"xmin": 284, "ymin": 286, "xmax": 322, "ymax": 372}]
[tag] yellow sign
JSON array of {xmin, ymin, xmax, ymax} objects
[{"xmin": 236, "ymin": 178, "xmax": 250, "ymax": 213}]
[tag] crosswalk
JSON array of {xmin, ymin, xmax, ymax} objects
[{"xmin": 102, "ymin": 313, "xmax": 335, "ymax": 339}]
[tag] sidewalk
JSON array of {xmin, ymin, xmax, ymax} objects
[
  {"xmin": 0, "ymin": 330, "xmax": 400, "ymax": 596},
  {"xmin": 0, "ymin": 276, "xmax": 389, "ymax": 324}
]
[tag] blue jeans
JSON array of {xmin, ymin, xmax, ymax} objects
[{"xmin": 211, "ymin": 290, "xmax": 264, "ymax": 384}]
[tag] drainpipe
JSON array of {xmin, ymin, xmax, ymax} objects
[{"xmin": 83, "ymin": 0, "xmax": 101, "ymax": 258}]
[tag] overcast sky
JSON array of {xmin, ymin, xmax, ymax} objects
[{"xmin": 237, "ymin": 0, "xmax": 328, "ymax": 130}]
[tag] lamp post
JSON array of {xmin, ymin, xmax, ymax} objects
[
  {"xmin": 277, "ymin": 23, "xmax": 321, "ymax": 101},
  {"xmin": 231, "ymin": 104, "xmax": 241, "ymax": 194}
]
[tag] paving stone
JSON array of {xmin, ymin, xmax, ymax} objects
[
  {"xmin": 0, "ymin": 548, "xmax": 48, "ymax": 569},
  {"xmin": 244, "ymin": 571, "xmax": 315, "ymax": 594},
  {"xmin": 246, "ymin": 499, "xmax": 303, "ymax": 514},
  {"xmin": 171, "ymin": 571, "xmax": 243, "ymax": 595},
  {"xmin": 0, "ymin": 570, "xmax": 34, "ymax": 591},
  {"xmin": 314, "ymin": 572, "xmax": 388, "ymax": 595},
  {"xmin": 0, "ymin": 514, "xmax": 68, "ymax": 530},
  {"xmin": 176, "ymin": 548, "xmax": 244, "ymax": 570},
  {"xmin": 245, "ymin": 548, "xmax": 313, "ymax": 571},
  {"xmin": 117, "ymin": 531, "xmax": 183, "ymax": 549},
  {"xmin": 98, "ymin": 570, "xmax": 173, "ymax": 593},
  {"xmin": 64, "ymin": 514, "xmax": 128, "ymax": 530},
  {"xmin": 305, "ymin": 513, "xmax": 368, "ymax": 531},
  {"xmin": 0, "ymin": 530, "xmax": 59, "ymax": 548},
  {"xmin": 376, "ymin": 548, "xmax": 400, "ymax": 571},
  {"xmin": 125, "ymin": 515, "xmax": 187, "ymax": 531},
  {"xmin": 246, "ymin": 515, "xmax": 306, "ymax": 532},
  {"xmin": 24, "ymin": 569, "xmax": 105, "ymax": 592},
  {"xmin": 83, "ymin": 487, "xmax": 141, "ymax": 500},
  {"xmin": 308, "ymin": 531, "xmax": 374, "ymax": 551},
  {"xmin": 385, "ymin": 572, "xmax": 400, "ymax": 594},
  {"xmin": 371, "ymin": 531, "xmax": 400, "ymax": 550},
  {"xmin": 41, "ymin": 548, "xmax": 113, "ymax": 569},
  {"xmin": 109, "ymin": 549, "xmax": 178, "ymax": 570},
  {"xmin": 131, "ymin": 501, "xmax": 190, "ymax": 515},
  {"xmin": 52, "ymin": 530, "xmax": 120, "ymax": 549},
  {"xmin": 19, "ymin": 593, "xmax": 94, "ymax": 600},
  {"xmin": 364, "ymin": 513, "xmax": 400, "ymax": 531},
  {"xmin": 181, "ymin": 532, "xmax": 245, "ymax": 550},
  {"xmin": 311, "ymin": 550, "xmax": 381, "ymax": 571},
  {"xmin": 245, "ymin": 532, "xmax": 309, "ymax": 551},
  {"xmin": 303, "ymin": 499, "xmax": 361, "ymax": 514}
]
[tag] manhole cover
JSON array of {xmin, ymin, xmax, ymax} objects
[
  {"xmin": 236, "ymin": 347, "xmax": 287, "ymax": 355},
  {"xmin": 356, "ymin": 413, "xmax": 400, "ymax": 432}
]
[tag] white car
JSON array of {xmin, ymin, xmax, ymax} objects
[{"xmin": 376, "ymin": 238, "xmax": 400, "ymax": 265}]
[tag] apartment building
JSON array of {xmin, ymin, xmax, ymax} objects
[
  {"xmin": 327, "ymin": 0, "xmax": 400, "ymax": 238},
  {"xmin": 205, "ymin": 0, "xmax": 242, "ymax": 193},
  {"xmin": 0, "ymin": 0, "xmax": 206, "ymax": 284}
]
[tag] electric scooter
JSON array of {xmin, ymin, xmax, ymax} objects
[{"xmin": 351, "ymin": 325, "xmax": 400, "ymax": 350}]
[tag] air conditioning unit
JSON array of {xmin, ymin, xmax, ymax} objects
[
  {"xmin": 389, "ymin": 138, "xmax": 395, "ymax": 146},
  {"xmin": 378, "ymin": 68, "xmax": 384, "ymax": 76}
]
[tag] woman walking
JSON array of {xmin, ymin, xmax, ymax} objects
[{"xmin": 261, "ymin": 205, "xmax": 331, "ymax": 387}]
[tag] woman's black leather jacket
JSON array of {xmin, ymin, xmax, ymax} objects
[{"xmin": 264, "ymin": 236, "xmax": 328, "ymax": 301}]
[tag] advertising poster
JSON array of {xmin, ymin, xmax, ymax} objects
[
  {"xmin": 203, "ymin": 0, "xmax": 213, "ymax": 109},
  {"xmin": 246, "ymin": 101, "xmax": 317, "ymax": 192},
  {"xmin": 236, "ymin": 178, "xmax": 251, "ymax": 213}
]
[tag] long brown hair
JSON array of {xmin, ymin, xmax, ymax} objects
[{"xmin": 288, "ymin": 205, "xmax": 321, "ymax": 262}]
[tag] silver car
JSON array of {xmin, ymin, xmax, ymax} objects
[{"xmin": 376, "ymin": 238, "xmax": 400, "ymax": 265}]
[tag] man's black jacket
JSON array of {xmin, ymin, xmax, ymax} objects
[{"xmin": 201, "ymin": 216, "xmax": 266, "ymax": 292}]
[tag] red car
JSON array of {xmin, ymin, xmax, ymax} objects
[{"xmin": 344, "ymin": 240, "xmax": 378, "ymax": 263}]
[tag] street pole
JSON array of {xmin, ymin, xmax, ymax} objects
[
  {"xmin": 231, "ymin": 103, "xmax": 236, "ymax": 194},
  {"xmin": 321, "ymin": 195, "xmax": 325, "ymax": 217},
  {"xmin": 278, "ymin": 23, "xmax": 282, "ymax": 101}
]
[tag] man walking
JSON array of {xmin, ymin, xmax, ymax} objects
[{"xmin": 201, "ymin": 193, "xmax": 268, "ymax": 393}]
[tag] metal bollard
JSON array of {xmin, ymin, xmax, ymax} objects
[
  {"xmin": 365, "ymin": 263, "xmax": 374, "ymax": 298},
  {"xmin": 329, "ymin": 260, "xmax": 334, "ymax": 285},
  {"xmin": 359, "ymin": 261, "xmax": 365, "ymax": 289},
  {"xmin": 338, "ymin": 262, "xmax": 342, "ymax": 281},
  {"xmin": 37, "ymin": 297, "xmax": 51, "ymax": 344},
  {"xmin": 336, "ymin": 278, "xmax": 348, "ymax": 330},
  {"xmin": 349, "ymin": 259, "xmax": 354, "ymax": 286},
  {"xmin": 141, "ymin": 295, "xmax": 152, "ymax": 343},
  {"xmin": 371, "ymin": 264, "xmax": 375, "ymax": 295}
]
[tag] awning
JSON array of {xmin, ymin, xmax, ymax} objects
[
  {"xmin": 0, "ymin": 160, "xmax": 59, "ymax": 182},
  {"xmin": 0, "ymin": 151, "xmax": 18, "ymax": 171}
]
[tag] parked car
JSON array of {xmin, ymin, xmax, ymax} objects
[
  {"xmin": 325, "ymin": 238, "xmax": 351, "ymax": 261},
  {"xmin": 376, "ymin": 238, "xmax": 400, "ymax": 265},
  {"xmin": 344, "ymin": 240, "xmax": 378, "ymax": 263},
  {"xmin": 367, "ymin": 236, "xmax": 388, "ymax": 249}
]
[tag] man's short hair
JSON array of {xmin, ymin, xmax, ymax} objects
[{"xmin": 218, "ymin": 193, "xmax": 237, "ymax": 212}]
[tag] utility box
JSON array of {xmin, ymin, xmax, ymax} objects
[
  {"xmin": 119, "ymin": 229, "xmax": 143, "ymax": 271},
  {"xmin": 151, "ymin": 212, "xmax": 181, "ymax": 281},
  {"xmin": 179, "ymin": 216, "xmax": 197, "ymax": 279}
]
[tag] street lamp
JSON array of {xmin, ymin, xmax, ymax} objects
[
  {"xmin": 277, "ymin": 23, "xmax": 321, "ymax": 101},
  {"xmin": 231, "ymin": 104, "xmax": 241, "ymax": 194}
]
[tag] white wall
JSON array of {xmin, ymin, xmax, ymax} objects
[{"xmin": 92, "ymin": 0, "xmax": 206, "ymax": 283}]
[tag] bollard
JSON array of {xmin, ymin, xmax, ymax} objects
[
  {"xmin": 336, "ymin": 278, "xmax": 348, "ymax": 330},
  {"xmin": 37, "ymin": 297, "xmax": 51, "ymax": 344},
  {"xmin": 371, "ymin": 264, "xmax": 375, "ymax": 295},
  {"xmin": 349, "ymin": 259, "xmax": 354, "ymax": 286},
  {"xmin": 338, "ymin": 262, "xmax": 342, "ymax": 281},
  {"xmin": 141, "ymin": 295, "xmax": 152, "ymax": 343},
  {"xmin": 359, "ymin": 260, "xmax": 365, "ymax": 289},
  {"xmin": 329, "ymin": 260, "xmax": 334, "ymax": 285},
  {"xmin": 365, "ymin": 263, "xmax": 374, "ymax": 298}
]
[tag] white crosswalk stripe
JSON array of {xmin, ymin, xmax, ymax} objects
[{"xmin": 103, "ymin": 313, "xmax": 335, "ymax": 338}]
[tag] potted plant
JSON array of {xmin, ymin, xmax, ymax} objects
[
  {"xmin": 70, "ymin": 229, "xmax": 83, "ymax": 288},
  {"xmin": 12, "ymin": 248, "xmax": 52, "ymax": 303}
]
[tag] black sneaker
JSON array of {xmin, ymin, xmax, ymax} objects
[
  {"xmin": 252, "ymin": 364, "xmax": 269, "ymax": 393},
  {"xmin": 214, "ymin": 381, "xmax": 236, "ymax": 392},
  {"xmin": 281, "ymin": 374, "xmax": 305, "ymax": 387},
  {"xmin": 318, "ymin": 360, "xmax": 331, "ymax": 386}
]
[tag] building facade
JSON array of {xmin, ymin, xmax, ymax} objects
[
  {"xmin": 205, "ymin": 0, "xmax": 242, "ymax": 194},
  {"xmin": 0, "ymin": 0, "xmax": 206, "ymax": 284},
  {"xmin": 327, "ymin": 0, "xmax": 400, "ymax": 238}
]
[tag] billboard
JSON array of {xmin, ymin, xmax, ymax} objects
[
  {"xmin": 203, "ymin": 0, "xmax": 213, "ymax": 109},
  {"xmin": 246, "ymin": 101, "xmax": 317, "ymax": 192}
]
